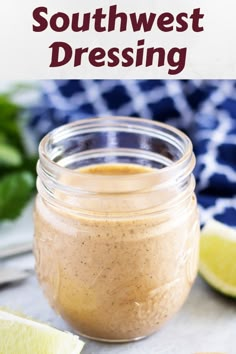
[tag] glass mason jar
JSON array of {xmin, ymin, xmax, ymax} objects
[{"xmin": 34, "ymin": 117, "xmax": 199, "ymax": 342}]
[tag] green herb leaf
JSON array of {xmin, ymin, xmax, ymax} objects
[
  {"xmin": 0, "ymin": 91, "xmax": 38, "ymax": 221},
  {"xmin": 0, "ymin": 172, "xmax": 35, "ymax": 221},
  {"xmin": 0, "ymin": 94, "xmax": 24, "ymax": 153},
  {"xmin": 0, "ymin": 144, "xmax": 22, "ymax": 167}
]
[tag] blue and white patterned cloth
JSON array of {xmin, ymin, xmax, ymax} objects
[{"xmin": 29, "ymin": 80, "xmax": 236, "ymax": 227}]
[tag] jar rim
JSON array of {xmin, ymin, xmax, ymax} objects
[{"xmin": 39, "ymin": 116, "xmax": 194, "ymax": 185}]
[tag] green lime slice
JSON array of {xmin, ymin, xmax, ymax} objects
[
  {"xmin": 0, "ymin": 310, "xmax": 84, "ymax": 354},
  {"xmin": 199, "ymin": 219, "xmax": 236, "ymax": 297}
]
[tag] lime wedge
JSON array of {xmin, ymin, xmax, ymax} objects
[
  {"xmin": 0, "ymin": 310, "xmax": 84, "ymax": 354},
  {"xmin": 199, "ymin": 219, "xmax": 236, "ymax": 297}
]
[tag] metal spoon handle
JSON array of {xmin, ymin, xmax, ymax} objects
[{"xmin": 0, "ymin": 241, "xmax": 32, "ymax": 260}]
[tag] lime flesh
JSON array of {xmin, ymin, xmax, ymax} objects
[
  {"xmin": 199, "ymin": 219, "xmax": 236, "ymax": 297},
  {"xmin": 0, "ymin": 310, "xmax": 84, "ymax": 354}
]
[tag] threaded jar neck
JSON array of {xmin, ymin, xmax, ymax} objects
[{"xmin": 37, "ymin": 117, "xmax": 196, "ymax": 218}]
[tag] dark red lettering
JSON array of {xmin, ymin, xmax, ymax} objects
[
  {"xmin": 49, "ymin": 42, "xmax": 72, "ymax": 67},
  {"xmin": 136, "ymin": 39, "xmax": 145, "ymax": 66},
  {"xmin": 176, "ymin": 13, "xmax": 188, "ymax": 32},
  {"xmin": 108, "ymin": 5, "xmax": 127, "ymax": 32},
  {"xmin": 167, "ymin": 47, "xmax": 187, "ymax": 75},
  {"xmin": 146, "ymin": 47, "xmax": 165, "ymax": 67},
  {"xmin": 89, "ymin": 48, "xmax": 106, "ymax": 67},
  {"xmin": 74, "ymin": 47, "xmax": 89, "ymax": 66},
  {"xmin": 72, "ymin": 13, "xmax": 90, "ymax": 32},
  {"xmin": 190, "ymin": 8, "xmax": 204, "ymax": 32},
  {"xmin": 50, "ymin": 12, "xmax": 70, "ymax": 32},
  {"xmin": 157, "ymin": 13, "xmax": 174, "ymax": 32},
  {"xmin": 92, "ymin": 8, "xmax": 106, "ymax": 32},
  {"xmin": 130, "ymin": 12, "xmax": 156, "ymax": 32},
  {"xmin": 32, "ymin": 7, "xmax": 48, "ymax": 32},
  {"xmin": 122, "ymin": 48, "xmax": 134, "ymax": 67},
  {"xmin": 108, "ymin": 48, "xmax": 120, "ymax": 67}
]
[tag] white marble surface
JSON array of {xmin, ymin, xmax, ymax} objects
[{"xmin": 0, "ymin": 205, "xmax": 235, "ymax": 354}]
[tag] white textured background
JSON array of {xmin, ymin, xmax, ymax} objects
[{"xmin": 0, "ymin": 0, "xmax": 235, "ymax": 79}]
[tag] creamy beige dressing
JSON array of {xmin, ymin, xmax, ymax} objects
[{"xmin": 34, "ymin": 163, "xmax": 199, "ymax": 341}]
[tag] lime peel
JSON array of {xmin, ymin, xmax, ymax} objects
[
  {"xmin": 0, "ymin": 310, "xmax": 84, "ymax": 354},
  {"xmin": 199, "ymin": 219, "xmax": 236, "ymax": 297}
]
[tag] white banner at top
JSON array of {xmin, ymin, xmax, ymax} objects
[{"xmin": 0, "ymin": 0, "xmax": 235, "ymax": 79}]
